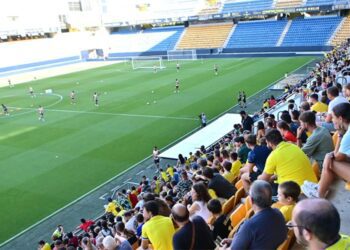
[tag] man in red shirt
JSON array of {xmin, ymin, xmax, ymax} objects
[{"xmin": 77, "ymin": 218, "xmax": 94, "ymax": 232}]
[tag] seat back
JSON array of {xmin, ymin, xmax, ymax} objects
[
  {"xmin": 222, "ymin": 194, "xmax": 236, "ymax": 215},
  {"xmin": 230, "ymin": 204, "xmax": 246, "ymax": 227},
  {"xmin": 233, "ymin": 187, "xmax": 246, "ymax": 207}
]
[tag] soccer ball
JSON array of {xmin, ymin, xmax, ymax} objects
[
  {"xmin": 153, "ymin": 100, "xmax": 157, "ymax": 104},
  {"xmin": 76, "ymin": 82, "xmax": 79, "ymax": 85},
  {"xmin": 147, "ymin": 102, "xmax": 150, "ymax": 105}
]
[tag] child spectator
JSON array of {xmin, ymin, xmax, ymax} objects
[
  {"xmin": 136, "ymin": 213, "xmax": 144, "ymax": 239},
  {"xmin": 230, "ymin": 152, "xmax": 242, "ymax": 178},
  {"xmin": 221, "ymin": 161, "xmax": 235, "ymax": 183},
  {"xmin": 207, "ymin": 199, "xmax": 231, "ymax": 241},
  {"xmin": 275, "ymin": 181, "xmax": 300, "ymax": 222}
]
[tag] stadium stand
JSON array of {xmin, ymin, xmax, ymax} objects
[
  {"xmin": 332, "ymin": 16, "xmax": 350, "ymax": 46},
  {"xmin": 109, "ymin": 27, "xmax": 184, "ymax": 53},
  {"xmin": 281, "ymin": 16, "xmax": 342, "ymax": 47},
  {"xmin": 225, "ymin": 20, "xmax": 287, "ymax": 48},
  {"xmin": 197, "ymin": 0, "xmax": 222, "ymax": 15},
  {"xmin": 221, "ymin": 0, "xmax": 274, "ymax": 14},
  {"xmin": 275, "ymin": 0, "xmax": 304, "ymax": 9},
  {"xmin": 304, "ymin": 0, "xmax": 350, "ymax": 6},
  {"xmin": 176, "ymin": 23, "xmax": 232, "ymax": 49}
]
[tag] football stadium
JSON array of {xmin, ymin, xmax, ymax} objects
[{"xmin": 0, "ymin": 0, "xmax": 350, "ymax": 249}]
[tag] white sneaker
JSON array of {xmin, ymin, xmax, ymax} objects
[{"xmin": 301, "ymin": 181, "xmax": 319, "ymax": 198}]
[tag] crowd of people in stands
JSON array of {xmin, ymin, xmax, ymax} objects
[{"xmin": 38, "ymin": 42, "xmax": 350, "ymax": 250}]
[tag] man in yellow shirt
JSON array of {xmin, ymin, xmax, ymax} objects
[
  {"xmin": 142, "ymin": 200, "xmax": 175, "ymax": 250},
  {"xmin": 289, "ymin": 198, "xmax": 350, "ymax": 250},
  {"xmin": 309, "ymin": 93, "xmax": 328, "ymax": 113},
  {"xmin": 258, "ymin": 129, "xmax": 317, "ymax": 188}
]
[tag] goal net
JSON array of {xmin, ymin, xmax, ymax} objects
[
  {"xmin": 167, "ymin": 50, "xmax": 197, "ymax": 61},
  {"xmin": 131, "ymin": 57, "xmax": 166, "ymax": 70}
]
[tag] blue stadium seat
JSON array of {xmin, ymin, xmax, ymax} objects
[
  {"xmin": 221, "ymin": 0, "xmax": 273, "ymax": 14},
  {"xmin": 281, "ymin": 16, "xmax": 342, "ymax": 47},
  {"xmin": 147, "ymin": 27, "xmax": 184, "ymax": 51},
  {"xmin": 304, "ymin": 0, "xmax": 349, "ymax": 6},
  {"xmin": 225, "ymin": 20, "xmax": 288, "ymax": 48}
]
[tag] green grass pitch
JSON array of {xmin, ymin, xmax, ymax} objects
[{"xmin": 0, "ymin": 57, "xmax": 314, "ymax": 242}]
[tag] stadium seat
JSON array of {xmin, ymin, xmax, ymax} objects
[
  {"xmin": 177, "ymin": 24, "xmax": 232, "ymax": 49},
  {"xmin": 230, "ymin": 204, "xmax": 246, "ymax": 228},
  {"xmin": 222, "ymin": 194, "xmax": 237, "ymax": 215},
  {"xmin": 233, "ymin": 187, "xmax": 246, "ymax": 206},
  {"xmin": 244, "ymin": 196, "xmax": 252, "ymax": 212},
  {"xmin": 333, "ymin": 131, "xmax": 339, "ymax": 148},
  {"xmin": 332, "ymin": 16, "xmax": 350, "ymax": 46},
  {"xmin": 312, "ymin": 161, "xmax": 321, "ymax": 180},
  {"xmin": 221, "ymin": 0, "xmax": 273, "ymax": 14},
  {"xmin": 277, "ymin": 229, "xmax": 295, "ymax": 250},
  {"xmin": 281, "ymin": 16, "xmax": 342, "ymax": 47},
  {"xmin": 275, "ymin": 0, "xmax": 303, "ymax": 8},
  {"xmin": 235, "ymin": 179, "xmax": 243, "ymax": 190},
  {"xmin": 304, "ymin": 0, "xmax": 348, "ymax": 7},
  {"xmin": 225, "ymin": 20, "xmax": 288, "ymax": 48}
]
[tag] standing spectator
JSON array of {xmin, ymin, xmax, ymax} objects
[
  {"xmin": 297, "ymin": 111, "xmax": 333, "ymax": 169},
  {"xmin": 136, "ymin": 213, "xmax": 144, "ymax": 239},
  {"xmin": 141, "ymin": 201, "xmax": 175, "ymax": 250},
  {"xmin": 290, "ymin": 199, "xmax": 350, "ymax": 249},
  {"xmin": 153, "ymin": 146, "xmax": 160, "ymax": 169},
  {"xmin": 268, "ymin": 95, "xmax": 277, "ymax": 108},
  {"xmin": 256, "ymin": 121, "xmax": 265, "ymax": 142},
  {"xmin": 221, "ymin": 180, "xmax": 287, "ymax": 249},
  {"xmin": 172, "ymin": 204, "xmax": 216, "ymax": 250},
  {"xmin": 258, "ymin": 129, "xmax": 317, "ymax": 188},
  {"xmin": 207, "ymin": 199, "xmax": 231, "ymax": 241},
  {"xmin": 240, "ymin": 110, "xmax": 254, "ymax": 132},
  {"xmin": 187, "ymin": 182, "xmax": 212, "ymax": 222},
  {"xmin": 203, "ymin": 167, "xmax": 236, "ymax": 199},
  {"xmin": 277, "ymin": 120, "xmax": 297, "ymax": 143},
  {"xmin": 234, "ymin": 136, "xmax": 251, "ymax": 164},
  {"xmin": 127, "ymin": 189, "xmax": 138, "ymax": 208}
]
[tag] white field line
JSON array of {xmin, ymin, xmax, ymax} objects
[
  {"xmin": 6, "ymin": 106, "xmax": 197, "ymax": 121},
  {"xmin": 0, "ymin": 58, "xmax": 317, "ymax": 248}
]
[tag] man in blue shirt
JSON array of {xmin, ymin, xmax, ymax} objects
[
  {"xmin": 240, "ymin": 135, "xmax": 271, "ymax": 192},
  {"xmin": 221, "ymin": 180, "xmax": 287, "ymax": 250}
]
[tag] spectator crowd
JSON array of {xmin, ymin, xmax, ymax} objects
[{"xmin": 38, "ymin": 42, "xmax": 350, "ymax": 250}]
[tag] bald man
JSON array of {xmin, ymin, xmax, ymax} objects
[
  {"xmin": 290, "ymin": 198, "xmax": 350, "ymax": 249},
  {"xmin": 172, "ymin": 204, "xmax": 215, "ymax": 250}
]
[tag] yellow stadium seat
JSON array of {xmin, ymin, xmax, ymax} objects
[
  {"xmin": 230, "ymin": 204, "xmax": 246, "ymax": 228},
  {"xmin": 235, "ymin": 179, "xmax": 243, "ymax": 190},
  {"xmin": 245, "ymin": 208, "xmax": 254, "ymax": 219},
  {"xmin": 332, "ymin": 131, "xmax": 339, "ymax": 148},
  {"xmin": 222, "ymin": 194, "xmax": 236, "ymax": 215},
  {"xmin": 312, "ymin": 161, "xmax": 320, "ymax": 181},
  {"xmin": 244, "ymin": 196, "xmax": 252, "ymax": 212},
  {"xmin": 277, "ymin": 229, "xmax": 295, "ymax": 250},
  {"xmin": 233, "ymin": 187, "xmax": 246, "ymax": 207}
]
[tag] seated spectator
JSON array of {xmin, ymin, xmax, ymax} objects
[
  {"xmin": 101, "ymin": 219, "xmax": 114, "ymax": 237},
  {"xmin": 274, "ymin": 181, "xmax": 300, "ymax": 222},
  {"xmin": 102, "ymin": 235, "xmax": 132, "ymax": 250},
  {"xmin": 258, "ymin": 129, "xmax": 317, "ymax": 189},
  {"xmin": 115, "ymin": 221, "xmax": 138, "ymax": 246},
  {"xmin": 127, "ymin": 189, "xmax": 138, "ymax": 208},
  {"xmin": 77, "ymin": 218, "xmax": 94, "ymax": 232},
  {"xmin": 141, "ymin": 201, "xmax": 175, "ymax": 250},
  {"xmin": 105, "ymin": 198, "xmax": 119, "ymax": 216},
  {"xmin": 135, "ymin": 213, "xmax": 144, "ymax": 239},
  {"xmin": 176, "ymin": 171, "xmax": 192, "ymax": 200},
  {"xmin": 186, "ymin": 182, "xmax": 212, "ymax": 222},
  {"xmin": 302, "ymin": 103, "xmax": 350, "ymax": 198},
  {"xmin": 165, "ymin": 195, "xmax": 175, "ymax": 209},
  {"xmin": 203, "ymin": 167, "xmax": 236, "ymax": 199},
  {"xmin": 123, "ymin": 211, "xmax": 136, "ymax": 233},
  {"xmin": 240, "ymin": 134, "xmax": 271, "ymax": 192},
  {"xmin": 268, "ymin": 95, "xmax": 277, "ymax": 107},
  {"xmin": 297, "ymin": 111, "xmax": 333, "ymax": 169},
  {"xmin": 160, "ymin": 168, "xmax": 170, "ymax": 182},
  {"xmin": 221, "ymin": 180, "xmax": 287, "ymax": 249},
  {"xmin": 290, "ymin": 198, "xmax": 350, "ymax": 249},
  {"xmin": 143, "ymin": 192, "xmax": 171, "ymax": 217},
  {"xmin": 221, "ymin": 161, "xmax": 235, "ymax": 183},
  {"xmin": 66, "ymin": 232, "xmax": 79, "ymax": 248},
  {"xmin": 38, "ymin": 240, "xmax": 51, "ymax": 250},
  {"xmin": 240, "ymin": 110, "xmax": 254, "ymax": 132},
  {"xmin": 229, "ymin": 152, "xmax": 242, "ymax": 178},
  {"xmin": 300, "ymin": 101, "xmax": 311, "ymax": 113},
  {"xmin": 256, "ymin": 121, "xmax": 265, "ymax": 142},
  {"xmin": 207, "ymin": 199, "xmax": 231, "ymax": 241},
  {"xmin": 277, "ymin": 120, "xmax": 297, "ymax": 143},
  {"xmin": 322, "ymin": 86, "xmax": 348, "ymax": 131},
  {"xmin": 52, "ymin": 225, "xmax": 64, "ymax": 240},
  {"xmin": 81, "ymin": 237, "xmax": 96, "ymax": 250},
  {"xmin": 151, "ymin": 176, "xmax": 161, "ymax": 194},
  {"xmin": 172, "ymin": 204, "xmax": 216, "ymax": 250},
  {"xmin": 309, "ymin": 93, "xmax": 328, "ymax": 113},
  {"xmin": 234, "ymin": 136, "xmax": 251, "ymax": 164}
]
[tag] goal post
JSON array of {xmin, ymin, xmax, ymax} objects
[
  {"xmin": 131, "ymin": 56, "xmax": 166, "ymax": 70},
  {"xmin": 167, "ymin": 50, "xmax": 197, "ymax": 61}
]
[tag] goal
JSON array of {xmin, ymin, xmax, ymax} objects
[
  {"xmin": 167, "ymin": 50, "xmax": 197, "ymax": 61},
  {"xmin": 131, "ymin": 57, "xmax": 166, "ymax": 70}
]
